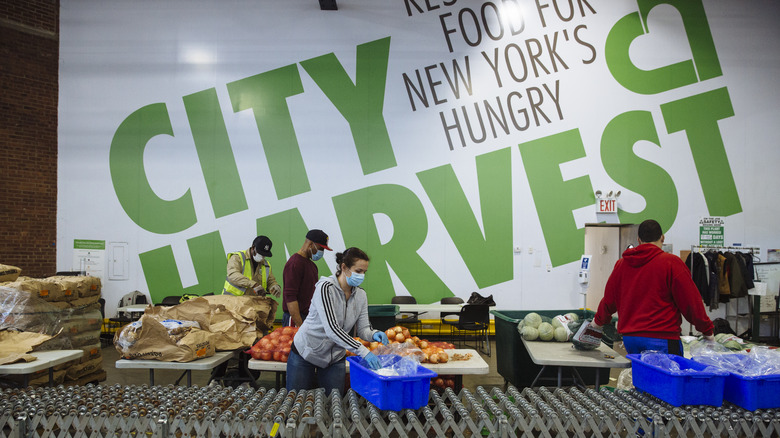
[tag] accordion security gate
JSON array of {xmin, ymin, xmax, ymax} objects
[{"xmin": 1, "ymin": 384, "xmax": 779, "ymax": 437}]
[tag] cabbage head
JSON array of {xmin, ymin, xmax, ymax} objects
[
  {"xmin": 554, "ymin": 326, "xmax": 569, "ymax": 342},
  {"xmin": 522, "ymin": 326, "xmax": 539, "ymax": 341},
  {"xmin": 564, "ymin": 313, "xmax": 579, "ymax": 322},
  {"xmin": 538, "ymin": 322, "xmax": 554, "ymax": 341},
  {"xmin": 524, "ymin": 312, "xmax": 542, "ymax": 329}
]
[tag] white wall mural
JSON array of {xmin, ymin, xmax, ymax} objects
[{"xmin": 58, "ymin": 0, "xmax": 780, "ymax": 317}]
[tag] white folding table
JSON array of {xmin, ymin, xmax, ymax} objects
[
  {"xmin": 115, "ymin": 304, "xmax": 149, "ymax": 318},
  {"xmin": 521, "ymin": 338, "xmax": 630, "ymax": 389},
  {"xmin": 115, "ymin": 351, "xmax": 234, "ymax": 386},
  {"xmin": 394, "ymin": 304, "xmax": 463, "ymax": 314},
  {"xmin": 248, "ymin": 348, "xmax": 488, "ymax": 390},
  {"xmin": 0, "ymin": 350, "xmax": 82, "ymax": 387}
]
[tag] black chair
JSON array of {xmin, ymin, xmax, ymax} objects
[
  {"xmin": 448, "ymin": 304, "xmax": 491, "ymax": 356},
  {"xmin": 98, "ymin": 298, "xmax": 114, "ymax": 348},
  {"xmin": 390, "ymin": 295, "xmax": 423, "ymax": 335},
  {"xmin": 109, "ymin": 294, "xmax": 149, "ymax": 336},
  {"xmin": 438, "ymin": 296, "xmax": 464, "ymax": 339}
]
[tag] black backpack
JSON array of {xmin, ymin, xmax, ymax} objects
[
  {"xmin": 712, "ymin": 317, "xmax": 736, "ymax": 335},
  {"xmin": 467, "ymin": 292, "xmax": 496, "ymax": 306}
]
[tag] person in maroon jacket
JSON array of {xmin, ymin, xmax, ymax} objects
[
  {"xmin": 592, "ymin": 219, "xmax": 715, "ymax": 355},
  {"xmin": 282, "ymin": 229, "xmax": 332, "ymax": 327}
]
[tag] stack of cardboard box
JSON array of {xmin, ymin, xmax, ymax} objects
[{"xmin": 0, "ymin": 269, "xmax": 106, "ymax": 387}]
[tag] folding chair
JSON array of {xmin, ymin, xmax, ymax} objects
[
  {"xmin": 390, "ymin": 295, "xmax": 423, "ymax": 336},
  {"xmin": 448, "ymin": 304, "xmax": 491, "ymax": 356}
]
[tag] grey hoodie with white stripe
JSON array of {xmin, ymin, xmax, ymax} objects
[{"xmin": 292, "ymin": 275, "xmax": 380, "ymax": 368}]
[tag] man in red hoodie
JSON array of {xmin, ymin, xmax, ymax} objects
[{"xmin": 591, "ymin": 219, "xmax": 715, "ymax": 355}]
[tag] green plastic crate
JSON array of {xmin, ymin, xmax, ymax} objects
[
  {"xmin": 368, "ymin": 305, "xmax": 399, "ymax": 331},
  {"xmin": 491, "ymin": 309, "xmax": 619, "ymax": 389}
]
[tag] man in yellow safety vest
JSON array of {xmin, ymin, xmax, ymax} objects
[{"xmin": 222, "ymin": 235, "xmax": 281, "ymax": 298}]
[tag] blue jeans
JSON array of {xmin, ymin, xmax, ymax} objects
[
  {"xmin": 623, "ymin": 336, "xmax": 683, "ymax": 356},
  {"xmin": 286, "ymin": 347, "xmax": 346, "ymax": 396}
]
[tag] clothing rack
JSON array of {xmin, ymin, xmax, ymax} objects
[
  {"xmin": 689, "ymin": 245, "xmax": 760, "ymax": 337},
  {"xmin": 691, "ymin": 245, "xmax": 760, "ymax": 255}
]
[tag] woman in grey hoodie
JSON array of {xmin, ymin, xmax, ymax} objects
[{"xmin": 286, "ymin": 247, "xmax": 389, "ymax": 395}]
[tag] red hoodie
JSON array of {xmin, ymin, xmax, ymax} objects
[{"xmin": 594, "ymin": 243, "xmax": 714, "ymax": 339}]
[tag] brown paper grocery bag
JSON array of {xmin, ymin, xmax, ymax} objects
[{"xmin": 114, "ymin": 314, "xmax": 216, "ymax": 362}]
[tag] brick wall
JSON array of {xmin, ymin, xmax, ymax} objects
[{"xmin": 0, "ymin": 1, "xmax": 60, "ymax": 277}]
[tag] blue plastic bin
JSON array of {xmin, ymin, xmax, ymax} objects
[
  {"xmin": 724, "ymin": 372, "xmax": 780, "ymax": 410},
  {"xmin": 627, "ymin": 354, "xmax": 727, "ymax": 406},
  {"xmin": 347, "ymin": 355, "xmax": 436, "ymax": 411},
  {"xmin": 716, "ymin": 354, "xmax": 780, "ymax": 410}
]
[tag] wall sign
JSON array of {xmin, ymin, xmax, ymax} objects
[
  {"xmin": 72, "ymin": 239, "xmax": 105, "ymax": 278},
  {"xmin": 699, "ymin": 217, "xmax": 725, "ymax": 247}
]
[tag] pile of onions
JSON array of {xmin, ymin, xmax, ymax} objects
[
  {"xmin": 347, "ymin": 325, "xmax": 454, "ymax": 363},
  {"xmin": 246, "ymin": 326, "xmax": 298, "ymax": 362}
]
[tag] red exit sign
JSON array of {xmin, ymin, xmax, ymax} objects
[{"xmin": 597, "ymin": 199, "xmax": 617, "ymax": 213}]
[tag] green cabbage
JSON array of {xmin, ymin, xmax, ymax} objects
[
  {"xmin": 538, "ymin": 322, "xmax": 554, "ymax": 341},
  {"xmin": 564, "ymin": 313, "xmax": 579, "ymax": 322},
  {"xmin": 522, "ymin": 326, "xmax": 539, "ymax": 341},
  {"xmin": 524, "ymin": 312, "xmax": 542, "ymax": 329},
  {"xmin": 554, "ymin": 326, "xmax": 569, "ymax": 342}
]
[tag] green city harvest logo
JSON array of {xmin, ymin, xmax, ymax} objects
[{"xmin": 108, "ymin": 0, "xmax": 741, "ymax": 302}]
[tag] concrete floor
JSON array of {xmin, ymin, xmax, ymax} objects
[{"xmin": 99, "ymin": 339, "xmax": 626, "ymax": 391}]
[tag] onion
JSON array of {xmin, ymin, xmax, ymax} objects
[{"xmin": 429, "ymin": 353, "xmax": 439, "ymax": 364}]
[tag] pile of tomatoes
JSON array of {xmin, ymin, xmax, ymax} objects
[{"xmin": 246, "ymin": 326, "xmax": 298, "ymax": 362}]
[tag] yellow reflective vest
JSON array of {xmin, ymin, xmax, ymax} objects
[{"xmin": 222, "ymin": 251, "xmax": 267, "ymax": 296}]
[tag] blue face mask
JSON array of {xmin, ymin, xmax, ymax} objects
[
  {"xmin": 311, "ymin": 249, "xmax": 324, "ymax": 261},
  {"xmin": 346, "ymin": 271, "xmax": 365, "ymax": 287}
]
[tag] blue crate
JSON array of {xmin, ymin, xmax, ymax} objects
[
  {"xmin": 715, "ymin": 354, "xmax": 780, "ymax": 410},
  {"xmin": 627, "ymin": 354, "xmax": 727, "ymax": 406},
  {"xmin": 347, "ymin": 355, "xmax": 436, "ymax": 411},
  {"xmin": 725, "ymin": 372, "xmax": 780, "ymax": 410}
]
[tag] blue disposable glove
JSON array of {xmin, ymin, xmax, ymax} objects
[
  {"xmin": 373, "ymin": 331, "xmax": 389, "ymax": 345},
  {"xmin": 363, "ymin": 352, "xmax": 381, "ymax": 370}
]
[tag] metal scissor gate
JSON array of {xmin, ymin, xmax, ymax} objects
[{"xmin": 1, "ymin": 383, "xmax": 779, "ymax": 437}]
